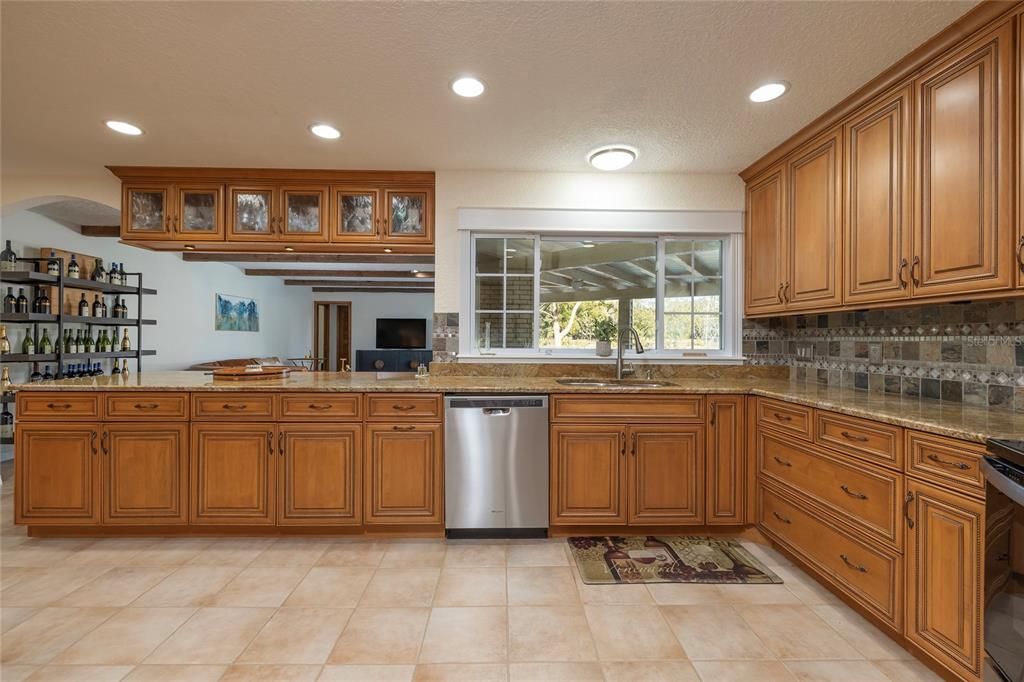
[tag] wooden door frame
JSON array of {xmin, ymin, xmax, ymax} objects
[{"xmin": 312, "ymin": 300, "xmax": 352, "ymax": 371}]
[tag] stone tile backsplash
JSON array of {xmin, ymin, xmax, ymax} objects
[
  {"xmin": 432, "ymin": 312, "xmax": 459, "ymax": 363},
  {"xmin": 743, "ymin": 299, "xmax": 1024, "ymax": 412}
]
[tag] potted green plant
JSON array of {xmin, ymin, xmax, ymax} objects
[{"xmin": 593, "ymin": 318, "xmax": 616, "ymax": 357}]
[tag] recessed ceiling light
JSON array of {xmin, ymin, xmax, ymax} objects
[
  {"xmin": 587, "ymin": 145, "xmax": 637, "ymax": 171},
  {"xmin": 105, "ymin": 120, "xmax": 143, "ymax": 136},
  {"xmin": 309, "ymin": 123, "xmax": 341, "ymax": 140},
  {"xmin": 451, "ymin": 76, "xmax": 485, "ymax": 98},
  {"xmin": 749, "ymin": 82, "xmax": 789, "ymax": 103}
]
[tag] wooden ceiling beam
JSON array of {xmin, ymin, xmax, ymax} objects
[
  {"xmin": 80, "ymin": 225, "xmax": 120, "ymax": 237},
  {"xmin": 285, "ymin": 279, "xmax": 434, "ymax": 288},
  {"xmin": 183, "ymin": 253, "xmax": 434, "ymax": 264},
  {"xmin": 312, "ymin": 286, "xmax": 435, "ymax": 293},
  {"xmin": 245, "ymin": 268, "xmax": 432, "ymax": 278}
]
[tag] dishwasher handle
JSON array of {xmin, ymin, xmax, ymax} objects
[{"xmin": 482, "ymin": 408, "xmax": 511, "ymax": 416}]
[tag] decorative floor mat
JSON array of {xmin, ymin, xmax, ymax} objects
[{"xmin": 567, "ymin": 536, "xmax": 783, "ymax": 585}]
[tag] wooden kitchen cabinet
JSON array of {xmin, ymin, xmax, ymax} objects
[
  {"xmin": 279, "ymin": 185, "xmax": 329, "ymax": 241},
  {"xmin": 628, "ymin": 424, "xmax": 704, "ymax": 525},
  {"xmin": 227, "ymin": 184, "xmax": 278, "ymax": 241},
  {"xmin": 122, "ymin": 183, "xmax": 172, "ymax": 239},
  {"xmin": 278, "ymin": 423, "xmax": 361, "ymax": 525},
  {"xmin": 744, "ymin": 164, "xmax": 787, "ymax": 314},
  {"xmin": 1018, "ymin": 11, "xmax": 1024, "ymax": 288},
  {"xmin": 122, "ymin": 183, "xmax": 224, "ymax": 241},
  {"xmin": 383, "ymin": 187, "xmax": 434, "ymax": 244},
  {"xmin": 364, "ymin": 423, "xmax": 442, "ymax": 524},
  {"xmin": 331, "ymin": 186, "xmax": 382, "ymax": 242},
  {"xmin": 550, "ymin": 424, "xmax": 627, "ymax": 525},
  {"xmin": 844, "ymin": 86, "xmax": 913, "ymax": 304},
  {"xmin": 15, "ymin": 423, "xmax": 100, "ymax": 525},
  {"xmin": 913, "ymin": 20, "xmax": 1015, "ymax": 297},
  {"xmin": 190, "ymin": 423, "xmax": 277, "ymax": 525},
  {"xmin": 102, "ymin": 423, "xmax": 189, "ymax": 525},
  {"xmin": 904, "ymin": 479, "xmax": 984, "ymax": 681},
  {"xmin": 706, "ymin": 395, "xmax": 745, "ymax": 524}
]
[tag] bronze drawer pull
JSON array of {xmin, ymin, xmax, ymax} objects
[
  {"xmin": 391, "ymin": 404, "xmax": 417, "ymax": 411},
  {"xmin": 897, "ymin": 257, "xmax": 909, "ymax": 289},
  {"xmin": 840, "ymin": 485, "xmax": 868, "ymax": 500},
  {"xmin": 267, "ymin": 431, "xmax": 273, "ymax": 453},
  {"xmin": 1017, "ymin": 235, "xmax": 1024, "ymax": 272},
  {"xmin": 772, "ymin": 412, "xmax": 792, "ymax": 422},
  {"xmin": 47, "ymin": 403, "xmax": 72, "ymax": 410},
  {"xmin": 910, "ymin": 256, "xmax": 921, "ymax": 286},
  {"xmin": 307, "ymin": 404, "xmax": 333, "ymax": 410},
  {"xmin": 839, "ymin": 554, "xmax": 867, "ymax": 573},
  {"xmin": 840, "ymin": 431, "xmax": 869, "ymax": 443},
  {"xmin": 926, "ymin": 453, "xmax": 969, "ymax": 470},
  {"xmin": 773, "ymin": 456, "xmax": 792, "ymax": 467},
  {"xmin": 221, "ymin": 404, "xmax": 248, "ymax": 410},
  {"xmin": 904, "ymin": 491, "xmax": 914, "ymax": 528},
  {"xmin": 772, "ymin": 511, "xmax": 792, "ymax": 524},
  {"xmin": 134, "ymin": 403, "xmax": 159, "ymax": 410},
  {"xmin": 101, "ymin": 431, "xmax": 109, "ymax": 455},
  {"xmin": 620, "ymin": 432, "xmax": 626, "ymax": 456},
  {"xmin": 777, "ymin": 283, "xmax": 784, "ymax": 304},
  {"xmin": 90, "ymin": 430, "xmax": 98, "ymax": 456},
  {"xmin": 630, "ymin": 431, "xmax": 637, "ymax": 456},
  {"xmin": 392, "ymin": 425, "xmax": 416, "ymax": 431}
]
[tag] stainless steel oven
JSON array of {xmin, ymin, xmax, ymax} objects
[{"xmin": 983, "ymin": 439, "xmax": 1024, "ymax": 682}]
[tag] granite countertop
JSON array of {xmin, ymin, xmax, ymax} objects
[{"xmin": 9, "ymin": 370, "xmax": 1023, "ymax": 443}]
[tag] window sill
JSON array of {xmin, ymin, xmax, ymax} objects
[{"xmin": 456, "ymin": 353, "xmax": 746, "ymax": 365}]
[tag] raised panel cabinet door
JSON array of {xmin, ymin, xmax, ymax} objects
[
  {"xmin": 1018, "ymin": 12, "xmax": 1024, "ymax": 288},
  {"xmin": 278, "ymin": 424, "xmax": 361, "ymax": 525},
  {"xmin": 905, "ymin": 479, "xmax": 984, "ymax": 681},
  {"xmin": 628, "ymin": 425, "xmax": 705, "ymax": 525},
  {"xmin": 786, "ymin": 128, "xmax": 843, "ymax": 310},
  {"xmin": 280, "ymin": 185, "xmax": 329, "ymax": 242},
  {"xmin": 331, "ymin": 187, "xmax": 381, "ymax": 242},
  {"xmin": 913, "ymin": 21, "xmax": 1014, "ymax": 297},
  {"xmin": 16, "ymin": 423, "xmax": 99, "ymax": 525},
  {"xmin": 550, "ymin": 424, "xmax": 626, "ymax": 525},
  {"xmin": 845, "ymin": 86, "xmax": 913, "ymax": 304},
  {"xmin": 364, "ymin": 423, "xmax": 442, "ymax": 524},
  {"xmin": 190, "ymin": 423, "xmax": 276, "ymax": 525},
  {"xmin": 384, "ymin": 188, "xmax": 433, "ymax": 243},
  {"xmin": 744, "ymin": 164, "xmax": 787, "ymax": 315},
  {"xmin": 175, "ymin": 184, "xmax": 224, "ymax": 241},
  {"xmin": 228, "ymin": 185, "xmax": 277, "ymax": 240},
  {"xmin": 122, "ymin": 184, "xmax": 172, "ymax": 239},
  {"xmin": 706, "ymin": 395, "xmax": 744, "ymax": 524},
  {"xmin": 102, "ymin": 423, "xmax": 188, "ymax": 525}
]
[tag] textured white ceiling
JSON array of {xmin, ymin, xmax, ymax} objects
[{"xmin": 2, "ymin": 0, "xmax": 977, "ymax": 176}]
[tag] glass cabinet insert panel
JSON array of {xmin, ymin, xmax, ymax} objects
[
  {"xmin": 234, "ymin": 190, "xmax": 272, "ymax": 233},
  {"xmin": 285, "ymin": 193, "xmax": 322, "ymax": 233},
  {"xmin": 339, "ymin": 193, "xmax": 375, "ymax": 234},
  {"xmin": 180, "ymin": 190, "xmax": 218, "ymax": 233},
  {"xmin": 129, "ymin": 190, "xmax": 165, "ymax": 231},
  {"xmin": 389, "ymin": 193, "xmax": 425, "ymax": 235}
]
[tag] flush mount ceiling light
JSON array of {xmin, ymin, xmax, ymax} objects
[
  {"xmin": 105, "ymin": 120, "xmax": 143, "ymax": 136},
  {"xmin": 309, "ymin": 123, "xmax": 341, "ymax": 140},
  {"xmin": 451, "ymin": 76, "xmax": 485, "ymax": 98},
  {"xmin": 749, "ymin": 81, "xmax": 789, "ymax": 103},
  {"xmin": 587, "ymin": 145, "xmax": 637, "ymax": 171}
]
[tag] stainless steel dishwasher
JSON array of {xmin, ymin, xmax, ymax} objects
[{"xmin": 444, "ymin": 395, "xmax": 548, "ymax": 538}]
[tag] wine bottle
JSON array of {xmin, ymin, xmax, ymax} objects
[
  {"xmin": 117, "ymin": 263, "xmax": 127, "ymax": 285},
  {"xmin": 38, "ymin": 329, "xmax": 52, "ymax": 354},
  {"xmin": 73, "ymin": 329, "xmax": 83, "ymax": 353},
  {"xmin": 0, "ymin": 239, "xmax": 16, "ymax": 272},
  {"xmin": 100, "ymin": 297, "xmax": 108, "ymax": 317},
  {"xmin": 120, "ymin": 328, "xmax": 131, "ymax": 351},
  {"xmin": 92, "ymin": 258, "xmax": 106, "ymax": 282},
  {"xmin": 42, "ymin": 365, "xmax": 54, "ymax": 380},
  {"xmin": 1, "ymin": 366, "xmax": 11, "ymax": 388},
  {"xmin": 78, "ymin": 293, "xmax": 89, "ymax": 316},
  {"xmin": 83, "ymin": 329, "xmax": 94, "ymax": 353},
  {"xmin": 113, "ymin": 297, "xmax": 124, "ymax": 318},
  {"xmin": 36, "ymin": 288, "xmax": 50, "ymax": 315},
  {"xmin": 0, "ymin": 325, "xmax": 9, "ymax": 353},
  {"xmin": 109, "ymin": 263, "xmax": 118, "ymax": 284},
  {"xmin": 22, "ymin": 331, "xmax": 34, "ymax": 354},
  {"xmin": 16, "ymin": 288, "xmax": 28, "ymax": 313},
  {"xmin": 67, "ymin": 254, "xmax": 80, "ymax": 279},
  {"xmin": 46, "ymin": 250, "xmax": 60, "ymax": 277},
  {"xmin": 98, "ymin": 330, "xmax": 109, "ymax": 352},
  {"xmin": 63, "ymin": 329, "xmax": 72, "ymax": 353},
  {"xmin": 0, "ymin": 404, "xmax": 13, "ymax": 439},
  {"xmin": 3, "ymin": 287, "xmax": 15, "ymax": 313},
  {"xmin": 94, "ymin": 362, "xmax": 104, "ymax": 376},
  {"xmin": 92, "ymin": 294, "xmax": 103, "ymax": 317},
  {"xmin": 29, "ymin": 367, "xmax": 42, "ymax": 383},
  {"xmin": 120, "ymin": 359, "xmax": 129, "ymax": 377}
]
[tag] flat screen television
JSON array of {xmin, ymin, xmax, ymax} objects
[{"xmin": 376, "ymin": 318, "xmax": 427, "ymax": 349}]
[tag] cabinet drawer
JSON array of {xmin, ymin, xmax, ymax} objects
[
  {"xmin": 280, "ymin": 393, "xmax": 361, "ymax": 421},
  {"xmin": 105, "ymin": 393, "xmax": 189, "ymax": 420},
  {"xmin": 815, "ymin": 410, "xmax": 902, "ymax": 469},
  {"xmin": 17, "ymin": 393, "xmax": 101, "ymax": 420},
  {"xmin": 759, "ymin": 484, "xmax": 902, "ymax": 630},
  {"xmin": 551, "ymin": 394, "xmax": 703, "ymax": 422},
  {"xmin": 905, "ymin": 431, "xmax": 985, "ymax": 497},
  {"xmin": 365, "ymin": 394, "xmax": 441, "ymax": 421},
  {"xmin": 756, "ymin": 398, "xmax": 813, "ymax": 440},
  {"xmin": 758, "ymin": 431, "xmax": 902, "ymax": 548},
  {"xmin": 192, "ymin": 393, "xmax": 277, "ymax": 420}
]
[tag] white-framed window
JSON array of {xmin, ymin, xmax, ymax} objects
[{"xmin": 466, "ymin": 231, "xmax": 742, "ymax": 360}]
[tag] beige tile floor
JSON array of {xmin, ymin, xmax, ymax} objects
[{"xmin": 0, "ymin": 469, "xmax": 942, "ymax": 682}]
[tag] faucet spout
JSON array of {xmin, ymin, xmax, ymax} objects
[{"xmin": 615, "ymin": 326, "xmax": 644, "ymax": 380}]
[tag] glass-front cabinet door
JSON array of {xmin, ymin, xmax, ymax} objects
[
  {"xmin": 175, "ymin": 184, "xmax": 224, "ymax": 241},
  {"xmin": 384, "ymin": 188, "xmax": 433, "ymax": 243},
  {"xmin": 122, "ymin": 184, "xmax": 171, "ymax": 239},
  {"xmin": 331, "ymin": 187, "xmax": 380, "ymax": 242},
  {"xmin": 280, "ymin": 186, "xmax": 328, "ymax": 241},
  {"xmin": 228, "ymin": 185, "xmax": 277, "ymax": 240}
]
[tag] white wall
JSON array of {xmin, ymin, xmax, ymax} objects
[
  {"xmin": 1, "ymin": 210, "xmax": 309, "ymax": 379},
  {"xmin": 433, "ymin": 170, "xmax": 745, "ymax": 313}
]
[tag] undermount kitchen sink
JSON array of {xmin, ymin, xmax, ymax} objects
[{"xmin": 555, "ymin": 378, "xmax": 676, "ymax": 388}]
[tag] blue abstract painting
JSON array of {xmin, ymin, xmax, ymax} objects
[{"xmin": 215, "ymin": 293, "xmax": 259, "ymax": 332}]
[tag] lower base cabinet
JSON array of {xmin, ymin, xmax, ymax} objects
[
  {"xmin": 364, "ymin": 423, "xmax": 442, "ymax": 524},
  {"xmin": 628, "ymin": 425, "xmax": 704, "ymax": 524},
  {"xmin": 191, "ymin": 423, "xmax": 276, "ymax": 525},
  {"xmin": 104, "ymin": 423, "xmax": 188, "ymax": 525},
  {"xmin": 16, "ymin": 423, "xmax": 100, "ymax": 525},
  {"xmin": 550, "ymin": 425, "xmax": 626, "ymax": 525},
  {"xmin": 278, "ymin": 423, "xmax": 361, "ymax": 525},
  {"xmin": 706, "ymin": 395, "xmax": 745, "ymax": 524},
  {"xmin": 904, "ymin": 479, "xmax": 985, "ymax": 681}
]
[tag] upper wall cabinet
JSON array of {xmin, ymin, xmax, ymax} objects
[
  {"xmin": 744, "ymin": 164, "xmax": 787, "ymax": 314},
  {"xmin": 913, "ymin": 21, "xmax": 1015, "ymax": 297},
  {"xmin": 1018, "ymin": 10, "xmax": 1024, "ymax": 288},
  {"xmin": 110, "ymin": 168, "xmax": 435, "ymax": 253}
]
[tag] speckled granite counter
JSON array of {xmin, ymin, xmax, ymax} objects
[{"xmin": 9, "ymin": 370, "xmax": 1023, "ymax": 443}]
